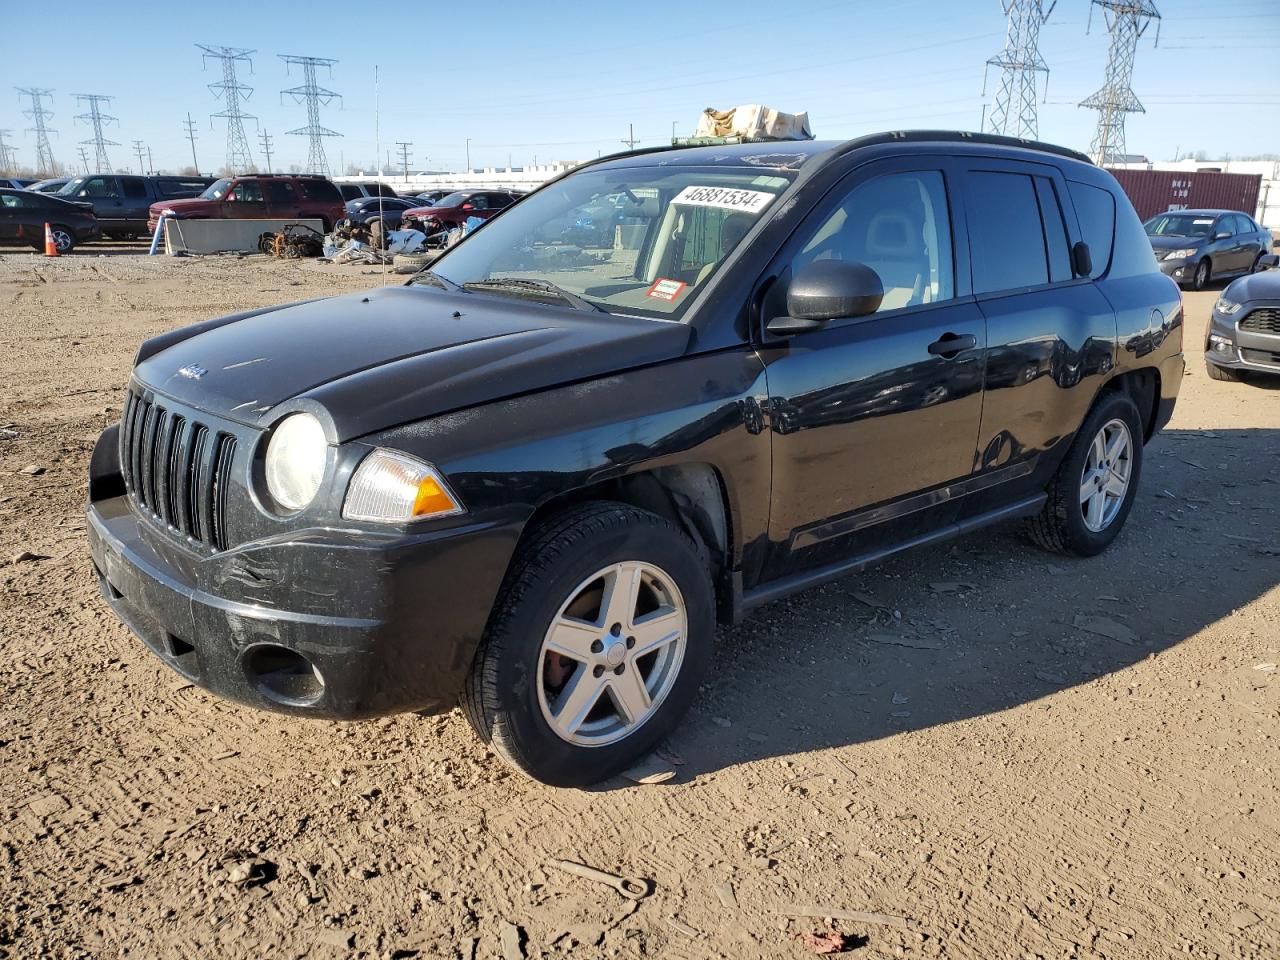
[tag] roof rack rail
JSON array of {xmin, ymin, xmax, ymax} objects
[{"xmin": 832, "ymin": 129, "xmax": 1092, "ymax": 164}]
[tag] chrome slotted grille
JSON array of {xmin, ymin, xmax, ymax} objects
[
  {"xmin": 120, "ymin": 388, "xmax": 238, "ymax": 551},
  {"xmin": 1239, "ymin": 308, "xmax": 1280, "ymax": 335}
]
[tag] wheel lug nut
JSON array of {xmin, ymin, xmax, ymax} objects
[
  {"xmin": 590, "ymin": 640, "xmax": 603, "ymax": 654},
  {"xmin": 625, "ymin": 636, "xmax": 635, "ymax": 649},
  {"xmin": 610, "ymin": 623, "xmax": 622, "ymax": 636},
  {"xmin": 593, "ymin": 665, "xmax": 605, "ymax": 678},
  {"xmin": 613, "ymin": 665, "xmax": 625, "ymax": 675}
]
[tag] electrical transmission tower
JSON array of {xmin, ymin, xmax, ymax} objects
[
  {"xmin": 77, "ymin": 146, "xmax": 90, "ymax": 174},
  {"xmin": 982, "ymin": 0, "xmax": 1055, "ymax": 140},
  {"xmin": 73, "ymin": 94, "xmax": 118, "ymax": 172},
  {"xmin": 279, "ymin": 55, "xmax": 341, "ymax": 175},
  {"xmin": 16, "ymin": 87, "xmax": 58, "ymax": 174},
  {"xmin": 0, "ymin": 130, "xmax": 17, "ymax": 173},
  {"xmin": 1079, "ymin": 0, "xmax": 1161, "ymax": 165},
  {"xmin": 197, "ymin": 45, "xmax": 257, "ymax": 174},
  {"xmin": 396, "ymin": 141, "xmax": 412, "ymax": 181}
]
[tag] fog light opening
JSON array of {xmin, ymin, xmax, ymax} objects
[{"xmin": 244, "ymin": 644, "xmax": 325, "ymax": 706}]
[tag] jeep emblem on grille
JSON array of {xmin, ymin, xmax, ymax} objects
[{"xmin": 177, "ymin": 363, "xmax": 208, "ymax": 380}]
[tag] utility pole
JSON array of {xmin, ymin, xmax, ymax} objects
[
  {"xmin": 982, "ymin": 0, "xmax": 1055, "ymax": 140},
  {"xmin": 16, "ymin": 87, "xmax": 58, "ymax": 174},
  {"xmin": 396, "ymin": 141, "xmax": 412, "ymax": 181},
  {"xmin": 133, "ymin": 139, "xmax": 147, "ymax": 175},
  {"xmin": 73, "ymin": 93, "xmax": 118, "ymax": 172},
  {"xmin": 77, "ymin": 145, "xmax": 90, "ymax": 174},
  {"xmin": 671, "ymin": 120, "xmax": 677, "ymax": 143},
  {"xmin": 183, "ymin": 111, "xmax": 200, "ymax": 173},
  {"xmin": 621, "ymin": 124, "xmax": 639, "ymax": 150},
  {"xmin": 465, "ymin": 138, "xmax": 471, "ymax": 172},
  {"xmin": 197, "ymin": 45, "xmax": 257, "ymax": 174},
  {"xmin": 0, "ymin": 129, "xmax": 17, "ymax": 173},
  {"xmin": 279, "ymin": 54, "xmax": 341, "ymax": 175},
  {"xmin": 147, "ymin": 145, "xmax": 154, "ymax": 176},
  {"xmin": 258, "ymin": 128, "xmax": 274, "ymax": 174},
  {"xmin": 1079, "ymin": 0, "xmax": 1161, "ymax": 166}
]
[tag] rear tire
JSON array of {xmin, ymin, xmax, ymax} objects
[
  {"xmin": 1205, "ymin": 360, "xmax": 1242, "ymax": 382},
  {"xmin": 1025, "ymin": 389, "xmax": 1144, "ymax": 557},
  {"xmin": 462, "ymin": 502, "xmax": 714, "ymax": 787}
]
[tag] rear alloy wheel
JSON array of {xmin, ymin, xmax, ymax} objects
[
  {"xmin": 1192, "ymin": 258, "xmax": 1211, "ymax": 290},
  {"xmin": 1025, "ymin": 390, "xmax": 1144, "ymax": 556},
  {"xmin": 462, "ymin": 503, "xmax": 713, "ymax": 786}
]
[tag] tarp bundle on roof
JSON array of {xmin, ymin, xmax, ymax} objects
[{"xmin": 693, "ymin": 105, "xmax": 813, "ymax": 142}]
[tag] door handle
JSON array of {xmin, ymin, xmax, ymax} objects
[{"xmin": 927, "ymin": 332, "xmax": 977, "ymax": 358}]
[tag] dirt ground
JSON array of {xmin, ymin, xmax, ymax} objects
[{"xmin": 0, "ymin": 244, "xmax": 1276, "ymax": 960}]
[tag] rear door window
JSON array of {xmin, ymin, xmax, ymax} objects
[
  {"xmin": 1065, "ymin": 181, "xmax": 1115, "ymax": 279},
  {"xmin": 268, "ymin": 181, "xmax": 295, "ymax": 204},
  {"xmin": 965, "ymin": 171, "xmax": 1048, "ymax": 293},
  {"xmin": 339, "ymin": 184, "xmax": 362, "ymax": 200},
  {"xmin": 299, "ymin": 180, "xmax": 341, "ymax": 201},
  {"xmin": 120, "ymin": 177, "xmax": 149, "ymax": 199}
]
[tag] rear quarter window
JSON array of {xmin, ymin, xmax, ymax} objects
[
  {"xmin": 1065, "ymin": 181, "xmax": 1115, "ymax": 279},
  {"xmin": 1105, "ymin": 188, "xmax": 1160, "ymax": 279}
]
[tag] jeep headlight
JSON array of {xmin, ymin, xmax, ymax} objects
[
  {"xmin": 1163, "ymin": 248, "xmax": 1197, "ymax": 260},
  {"xmin": 1213, "ymin": 296, "xmax": 1243, "ymax": 315},
  {"xmin": 264, "ymin": 413, "xmax": 328, "ymax": 512},
  {"xmin": 343, "ymin": 449, "xmax": 463, "ymax": 523}
]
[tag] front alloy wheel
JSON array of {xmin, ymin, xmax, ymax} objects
[
  {"xmin": 538, "ymin": 561, "xmax": 687, "ymax": 746},
  {"xmin": 462, "ymin": 502, "xmax": 713, "ymax": 786}
]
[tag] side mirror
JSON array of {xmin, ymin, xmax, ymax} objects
[
  {"xmin": 1214, "ymin": 231, "xmax": 1231, "ymax": 240},
  {"xmin": 461, "ymin": 203, "xmax": 473, "ymax": 211},
  {"xmin": 767, "ymin": 260, "xmax": 884, "ymax": 336},
  {"xmin": 1072, "ymin": 240, "xmax": 1093, "ymax": 277},
  {"xmin": 1257, "ymin": 253, "xmax": 1279, "ymax": 271}
]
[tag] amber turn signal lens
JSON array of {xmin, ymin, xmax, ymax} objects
[{"xmin": 412, "ymin": 476, "xmax": 461, "ymax": 518}]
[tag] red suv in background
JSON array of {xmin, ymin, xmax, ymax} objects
[
  {"xmin": 400, "ymin": 190, "xmax": 522, "ymax": 235},
  {"xmin": 148, "ymin": 174, "xmax": 346, "ymax": 233}
]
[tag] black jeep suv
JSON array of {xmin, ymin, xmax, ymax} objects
[{"xmin": 86, "ymin": 132, "xmax": 1184, "ymax": 786}]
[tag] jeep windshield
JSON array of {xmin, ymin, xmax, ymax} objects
[{"xmin": 425, "ymin": 166, "xmax": 794, "ymax": 319}]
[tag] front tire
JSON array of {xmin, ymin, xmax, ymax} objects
[
  {"xmin": 1025, "ymin": 390, "xmax": 1144, "ymax": 557},
  {"xmin": 462, "ymin": 503, "xmax": 714, "ymax": 787},
  {"xmin": 49, "ymin": 225, "xmax": 75, "ymax": 254},
  {"xmin": 1191, "ymin": 257, "xmax": 1212, "ymax": 290}
]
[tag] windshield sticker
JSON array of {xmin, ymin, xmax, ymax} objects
[
  {"xmin": 647, "ymin": 278, "xmax": 688, "ymax": 302},
  {"xmin": 673, "ymin": 185, "xmax": 774, "ymax": 214},
  {"xmin": 1193, "ymin": 219, "xmax": 1213, "ymax": 225}
]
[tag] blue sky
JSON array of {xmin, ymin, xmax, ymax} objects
[{"xmin": 3, "ymin": 0, "xmax": 1277, "ymax": 175}]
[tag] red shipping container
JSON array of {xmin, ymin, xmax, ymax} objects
[{"xmin": 1106, "ymin": 168, "xmax": 1262, "ymax": 221}]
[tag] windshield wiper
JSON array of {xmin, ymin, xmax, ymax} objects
[
  {"xmin": 460, "ymin": 278, "xmax": 601, "ymax": 312},
  {"xmin": 407, "ymin": 270, "xmax": 458, "ymax": 291}
]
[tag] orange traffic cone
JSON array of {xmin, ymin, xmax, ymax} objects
[{"xmin": 43, "ymin": 222, "xmax": 59, "ymax": 257}]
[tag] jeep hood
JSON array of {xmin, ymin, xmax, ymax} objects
[{"xmin": 132, "ymin": 285, "xmax": 692, "ymax": 441}]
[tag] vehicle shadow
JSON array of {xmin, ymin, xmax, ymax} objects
[{"xmin": 614, "ymin": 426, "xmax": 1279, "ymax": 785}]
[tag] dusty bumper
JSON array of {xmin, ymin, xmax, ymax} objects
[{"xmin": 86, "ymin": 492, "xmax": 514, "ymax": 720}]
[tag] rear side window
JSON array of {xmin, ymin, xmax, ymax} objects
[
  {"xmin": 966, "ymin": 171, "xmax": 1048, "ymax": 293},
  {"xmin": 339, "ymin": 184, "xmax": 361, "ymax": 200},
  {"xmin": 1065, "ymin": 181, "xmax": 1115, "ymax": 279},
  {"xmin": 1106, "ymin": 188, "xmax": 1160, "ymax": 279},
  {"xmin": 299, "ymin": 180, "xmax": 342, "ymax": 201},
  {"xmin": 268, "ymin": 181, "xmax": 294, "ymax": 203},
  {"xmin": 120, "ymin": 177, "xmax": 149, "ymax": 199}
]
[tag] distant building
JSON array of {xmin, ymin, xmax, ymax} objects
[{"xmin": 334, "ymin": 161, "xmax": 582, "ymax": 195}]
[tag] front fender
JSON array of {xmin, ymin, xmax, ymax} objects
[{"xmin": 356, "ymin": 349, "xmax": 772, "ymax": 575}]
